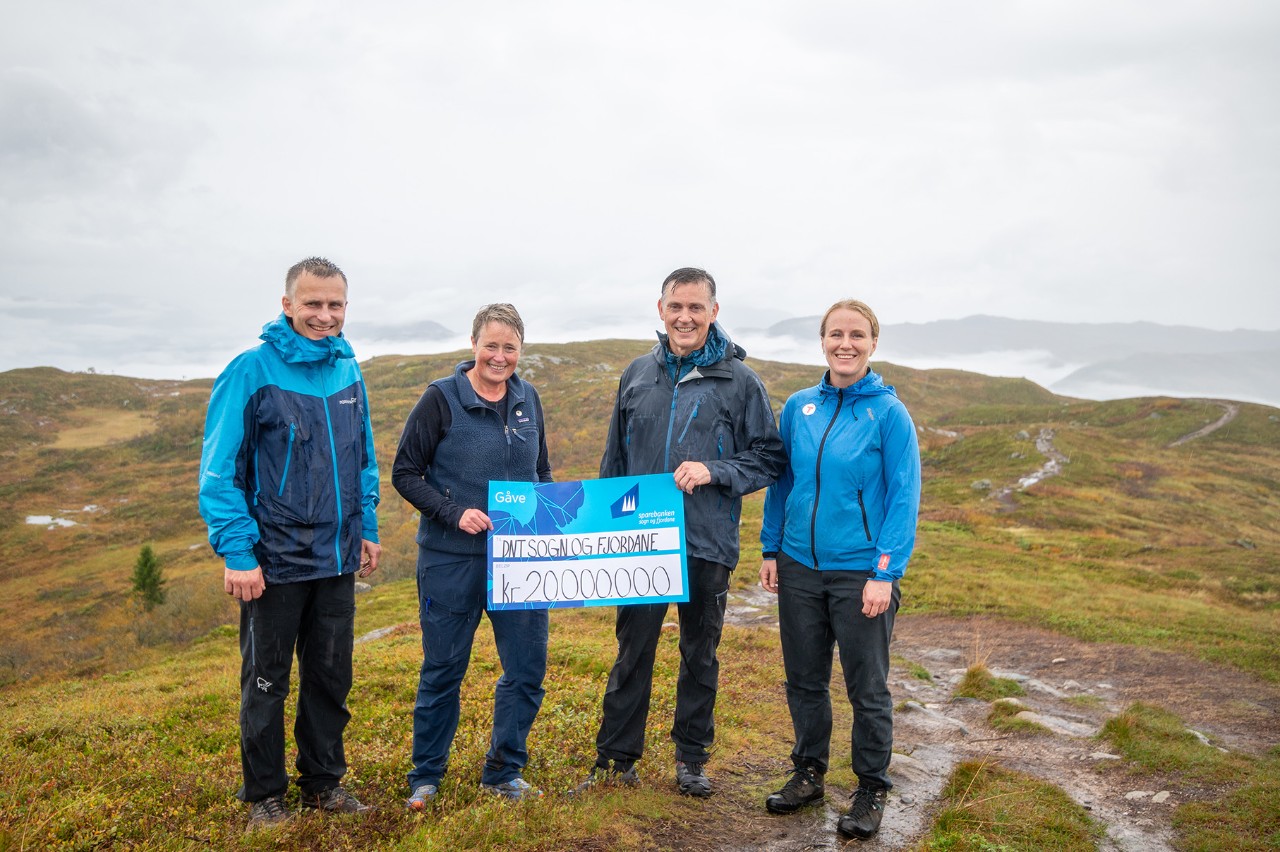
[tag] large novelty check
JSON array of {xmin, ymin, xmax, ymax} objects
[{"xmin": 486, "ymin": 474, "xmax": 688, "ymax": 611}]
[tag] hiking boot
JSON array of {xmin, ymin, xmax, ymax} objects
[
  {"xmin": 569, "ymin": 761, "xmax": 640, "ymax": 795},
  {"xmin": 837, "ymin": 786, "xmax": 888, "ymax": 840},
  {"xmin": 765, "ymin": 765, "xmax": 825, "ymax": 814},
  {"xmin": 675, "ymin": 760, "xmax": 712, "ymax": 798},
  {"xmin": 406, "ymin": 783, "xmax": 438, "ymax": 812},
  {"xmin": 245, "ymin": 794, "xmax": 291, "ymax": 832},
  {"xmin": 481, "ymin": 776, "xmax": 543, "ymax": 801},
  {"xmin": 612, "ymin": 762, "xmax": 640, "ymax": 787},
  {"xmin": 300, "ymin": 786, "xmax": 372, "ymax": 814}
]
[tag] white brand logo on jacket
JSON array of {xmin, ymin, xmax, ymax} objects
[
  {"xmin": 338, "ymin": 397, "xmax": 358, "ymax": 405},
  {"xmin": 802, "ymin": 403, "xmax": 816, "ymax": 416}
]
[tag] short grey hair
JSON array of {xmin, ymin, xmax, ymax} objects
[
  {"xmin": 660, "ymin": 267, "xmax": 717, "ymax": 305},
  {"xmin": 285, "ymin": 257, "xmax": 348, "ymax": 298},
  {"xmin": 471, "ymin": 303, "xmax": 525, "ymax": 343}
]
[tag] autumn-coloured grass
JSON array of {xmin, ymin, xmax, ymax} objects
[{"xmin": 2, "ymin": 347, "xmax": 1278, "ymax": 849}]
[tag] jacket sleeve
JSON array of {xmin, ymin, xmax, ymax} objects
[
  {"xmin": 598, "ymin": 372, "xmax": 629, "ymax": 479},
  {"xmin": 871, "ymin": 400, "xmax": 921, "ymax": 582},
  {"xmin": 358, "ymin": 371, "xmax": 380, "ymax": 542},
  {"xmin": 759, "ymin": 396, "xmax": 794, "ymax": 555},
  {"xmin": 705, "ymin": 368, "xmax": 787, "ymax": 498},
  {"xmin": 198, "ymin": 354, "xmax": 261, "ymax": 571},
  {"xmin": 392, "ymin": 385, "xmax": 465, "ymax": 528}
]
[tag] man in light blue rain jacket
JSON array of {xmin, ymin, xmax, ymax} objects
[{"xmin": 199, "ymin": 257, "xmax": 380, "ymax": 831}]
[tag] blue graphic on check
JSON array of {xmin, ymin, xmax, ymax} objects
[{"xmin": 486, "ymin": 474, "xmax": 688, "ymax": 611}]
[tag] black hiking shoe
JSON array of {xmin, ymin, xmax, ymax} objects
[
  {"xmin": 300, "ymin": 786, "xmax": 372, "ymax": 814},
  {"xmin": 245, "ymin": 794, "xmax": 291, "ymax": 832},
  {"xmin": 570, "ymin": 760, "xmax": 640, "ymax": 795},
  {"xmin": 837, "ymin": 786, "xmax": 888, "ymax": 840},
  {"xmin": 675, "ymin": 760, "xmax": 712, "ymax": 798},
  {"xmin": 765, "ymin": 765, "xmax": 825, "ymax": 814}
]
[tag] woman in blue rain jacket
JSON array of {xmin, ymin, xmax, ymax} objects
[{"xmin": 758, "ymin": 298, "xmax": 920, "ymax": 843}]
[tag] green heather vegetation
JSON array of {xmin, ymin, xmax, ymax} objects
[
  {"xmin": 953, "ymin": 666, "xmax": 1025, "ymax": 702},
  {"xmin": 918, "ymin": 760, "xmax": 1102, "ymax": 850},
  {"xmin": 1100, "ymin": 704, "xmax": 1280, "ymax": 851},
  {"xmin": 1, "ymin": 342, "xmax": 1278, "ymax": 848}
]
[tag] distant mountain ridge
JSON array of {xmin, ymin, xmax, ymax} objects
[{"xmin": 760, "ymin": 314, "xmax": 1280, "ymax": 408}]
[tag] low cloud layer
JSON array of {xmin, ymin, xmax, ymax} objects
[{"xmin": 3, "ymin": 1, "xmax": 1277, "ymax": 380}]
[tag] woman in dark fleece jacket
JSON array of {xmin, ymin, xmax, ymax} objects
[{"xmin": 392, "ymin": 303, "xmax": 552, "ymax": 810}]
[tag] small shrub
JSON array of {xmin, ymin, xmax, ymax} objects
[{"xmin": 130, "ymin": 544, "xmax": 166, "ymax": 611}]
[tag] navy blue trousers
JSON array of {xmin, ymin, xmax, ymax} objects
[
  {"xmin": 408, "ymin": 549, "xmax": 548, "ymax": 789},
  {"xmin": 777, "ymin": 551, "xmax": 899, "ymax": 789},
  {"xmin": 237, "ymin": 573, "xmax": 355, "ymax": 802}
]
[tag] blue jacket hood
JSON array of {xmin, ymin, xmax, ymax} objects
[{"xmin": 260, "ymin": 313, "xmax": 355, "ymax": 366}]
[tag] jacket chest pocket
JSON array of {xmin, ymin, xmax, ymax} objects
[
  {"xmin": 254, "ymin": 395, "xmax": 334, "ymax": 524},
  {"xmin": 508, "ymin": 421, "xmax": 542, "ymax": 473}
]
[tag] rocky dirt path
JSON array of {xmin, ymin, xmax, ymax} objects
[
  {"xmin": 991, "ymin": 427, "xmax": 1068, "ymax": 512},
  {"xmin": 709, "ymin": 600, "xmax": 1280, "ymax": 851},
  {"xmin": 1167, "ymin": 401, "xmax": 1239, "ymax": 447}
]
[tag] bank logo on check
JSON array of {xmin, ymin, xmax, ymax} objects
[
  {"xmin": 487, "ymin": 474, "xmax": 687, "ymax": 611},
  {"xmin": 610, "ymin": 483, "xmax": 640, "ymax": 518}
]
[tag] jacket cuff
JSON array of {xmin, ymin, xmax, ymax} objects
[
  {"xmin": 761, "ymin": 551, "xmax": 778, "ymax": 560},
  {"xmin": 225, "ymin": 550, "xmax": 259, "ymax": 571}
]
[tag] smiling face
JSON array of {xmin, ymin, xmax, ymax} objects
[
  {"xmin": 658, "ymin": 280, "xmax": 719, "ymax": 357},
  {"xmin": 822, "ymin": 307, "xmax": 878, "ymax": 388},
  {"xmin": 282, "ymin": 271, "xmax": 348, "ymax": 340},
  {"xmin": 470, "ymin": 320, "xmax": 522, "ymax": 393}
]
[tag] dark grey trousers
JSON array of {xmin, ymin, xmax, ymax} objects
[
  {"xmin": 595, "ymin": 558, "xmax": 731, "ymax": 764},
  {"xmin": 777, "ymin": 551, "xmax": 899, "ymax": 789},
  {"xmin": 237, "ymin": 573, "xmax": 355, "ymax": 802}
]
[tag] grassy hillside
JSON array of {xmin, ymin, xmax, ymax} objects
[
  {"xmin": 1, "ymin": 347, "xmax": 1278, "ymax": 849},
  {"xmin": 2, "ymin": 348, "xmax": 1277, "ymax": 689}
]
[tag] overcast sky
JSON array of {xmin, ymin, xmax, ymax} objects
[{"xmin": 3, "ymin": 1, "xmax": 1277, "ymax": 381}]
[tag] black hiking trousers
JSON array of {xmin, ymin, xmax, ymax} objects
[
  {"xmin": 237, "ymin": 572, "xmax": 355, "ymax": 803},
  {"xmin": 777, "ymin": 551, "xmax": 899, "ymax": 789},
  {"xmin": 595, "ymin": 557, "xmax": 731, "ymax": 765}
]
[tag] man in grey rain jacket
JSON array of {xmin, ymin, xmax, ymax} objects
[{"xmin": 576, "ymin": 267, "xmax": 785, "ymax": 798}]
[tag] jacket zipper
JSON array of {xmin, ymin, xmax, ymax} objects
[
  {"xmin": 856, "ymin": 489, "xmax": 872, "ymax": 541},
  {"xmin": 677, "ymin": 397, "xmax": 701, "ymax": 446},
  {"xmin": 662, "ymin": 358, "xmax": 685, "ymax": 471},
  {"xmin": 276, "ymin": 422, "xmax": 296, "ymax": 497},
  {"xmin": 320, "ymin": 369, "xmax": 344, "ymax": 575},
  {"xmin": 810, "ymin": 388, "xmax": 843, "ymax": 567}
]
